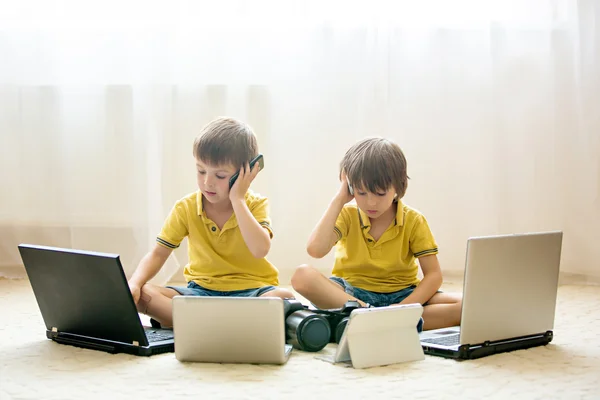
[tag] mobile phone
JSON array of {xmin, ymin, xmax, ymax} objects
[
  {"xmin": 347, "ymin": 182, "xmax": 354, "ymax": 195},
  {"xmin": 229, "ymin": 154, "xmax": 264, "ymax": 189}
]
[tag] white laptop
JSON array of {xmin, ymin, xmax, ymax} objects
[
  {"xmin": 172, "ymin": 296, "xmax": 292, "ymax": 364},
  {"xmin": 420, "ymin": 231, "xmax": 562, "ymax": 359},
  {"xmin": 323, "ymin": 303, "xmax": 425, "ymax": 369}
]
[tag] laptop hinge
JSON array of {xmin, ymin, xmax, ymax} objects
[{"xmin": 132, "ymin": 341, "xmax": 140, "ymax": 346}]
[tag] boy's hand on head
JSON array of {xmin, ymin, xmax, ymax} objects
[
  {"xmin": 336, "ymin": 172, "xmax": 355, "ymax": 204},
  {"xmin": 229, "ymin": 162, "xmax": 261, "ymax": 202}
]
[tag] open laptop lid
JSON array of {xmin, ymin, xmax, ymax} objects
[
  {"xmin": 18, "ymin": 244, "xmax": 150, "ymax": 347},
  {"xmin": 459, "ymin": 231, "xmax": 562, "ymax": 345},
  {"xmin": 172, "ymin": 296, "xmax": 290, "ymax": 364},
  {"xmin": 335, "ymin": 304, "xmax": 425, "ymax": 369}
]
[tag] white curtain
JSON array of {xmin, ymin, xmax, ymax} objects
[{"xmin": 1, "ymin": 0, "xmax": 599, "ymax": 283}]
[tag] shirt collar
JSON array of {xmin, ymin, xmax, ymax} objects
[
  {"xmin": 358, "ymin": 199, "xmax": 404, "ymax": 229},
  {"xmin": 195, "ymin": 190, "xmax": 251, "ymax": 217},
  {"xmin": 196, "ymin": 190, "xmax": 239, "ymax": 230},
  {"xmin": 196, "ymin": 190, "xmax": 205, "ymax": 216}
]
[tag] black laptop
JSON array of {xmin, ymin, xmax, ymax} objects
[{"xmin": 18, "ymin": 244, "xmax": 174, "ymax": 356}]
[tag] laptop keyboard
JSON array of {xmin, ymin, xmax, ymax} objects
[
  {"xmin": 421, "ymin": 333, "xmax": 460, "ymax": 346},
  {"xmin": 145, "ymin": 329, "xmax": 174, "ymax": 342}
]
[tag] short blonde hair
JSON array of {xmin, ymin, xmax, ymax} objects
[
  {"xmin": 193, "ymin": 117, "xmax": 258, "ymax": 168},
  {"xmin": 340, "ymin": 137, "xmax": 409, "ymax": 198}
]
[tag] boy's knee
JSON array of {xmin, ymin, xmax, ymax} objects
[
  {"xmin": 278, "ymin": 288, "xmax": 295, "ymax": 299},
  {"xmin": 448, "ymin": 298, "xmax": 462, "ymax": 325},
  {"xmin": 291, "ymin": 264, "xmax": 318, "ymax": 294},
  {"xmin": 448, "ymin": 294, "xmax": 463, "ymax": 317},
  {"xmin": 261, "ymin": 288, "xmax": 295, "ymax": 299},
  {"xmin": 136, "ymin": 283, "xmax": 160, "ymax": 313},
  {"xmin": 454, "ymin": 298, "xmax": 463, "ymax": 314},
  {"xmin": 140, "ymin": 283, "xmax": 160, "ymax": 298}
]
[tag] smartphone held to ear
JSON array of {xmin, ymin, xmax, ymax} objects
[
  {"xmin": 347, "ymin": 182, "xmax": 354, "ymax": 195},
  {"xmin": 229, "ymin": 154, "xmax": 264, "ymax": 189}
]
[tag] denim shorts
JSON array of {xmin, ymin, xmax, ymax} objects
[
  {"xmin": 168, "ymin": 280, "xmax": 277, "ymax": 297},
  {"xmin": 330, "ymin": 277, "xmax": 428, "ymax": 332},
  {"xmin": 330, "ymin": 277, "xmax": 424, "ymax": 307}
]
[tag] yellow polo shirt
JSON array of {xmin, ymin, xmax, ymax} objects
[
  {"xmin": 332, "ymin": 201, "xmax": 438, "ymax": 293},
  {"xmin": 156, "ymin": 190, "xmax": 279, "ymax": 291}
]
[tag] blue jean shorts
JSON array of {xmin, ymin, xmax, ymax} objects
[
  {"xmin": 168, "ymin": 280, "xmax": 277, "ymax": 298},
  {"xmin": 330, "ymin": 277, "xmax": 427, "ymax": 332}
]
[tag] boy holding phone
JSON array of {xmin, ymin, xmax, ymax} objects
[
  {"xmin": 128, "ymin": 117, "xmax": 292, "ymax": 327},
  {"xmin": 291, "ymin": 137, "xmax": 462, "ymax": 331}
]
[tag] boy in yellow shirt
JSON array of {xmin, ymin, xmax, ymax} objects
[
  {"xmin": 292, "ymin": 138, "xmax": 461, "ymax": 331},
  {"xmin": 129, "ymin": 117, "xmax": 292, "ymax": 327}
]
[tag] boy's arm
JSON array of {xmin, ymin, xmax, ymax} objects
[
  {"xmin": 129, "ymin": 244, "xmax": 173, "ymax": 287},
  {"xmin": 306, "ymin": 173, "xmax": 354, "ymax": 258},
  {"xmin": 229, "ymin": 162, "xmax": 271, "ymax": 258},
  {"xmin": 232, "ymin": 199, "xmax": 271, "ymax": 258},
  {"xmin": 128, "ymin": 244, "xmax": 173, "ymax": 301},
  {"xmin": 397, "ymin": 254, "xmax": 443, "ymax": 305}
]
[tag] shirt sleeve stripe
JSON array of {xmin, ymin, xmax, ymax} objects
[
  {"xmin": 414, "ymin": 248, "xmax": 438, "ymax": 257},
  {"xmin": 333, "ymin": 226, "xmax": 343, "ymax": 243},
  {"xmin": 156, "ymin": 237, "xmax": 179, "ymax": 249},
  {"xmin": 259, "ymin": 221, "xmax": 274, "ymax": 238}
]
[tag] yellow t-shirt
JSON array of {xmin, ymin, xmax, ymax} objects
[
  {"xmin": 332, "ymin": 201, "xmax": 438, "ymax": 293},
  {"xmin": 156, "ymin": 190, "xmax": 279, "ymax": 291}
]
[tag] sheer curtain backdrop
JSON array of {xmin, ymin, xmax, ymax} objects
[{"xmin": 1, "ymin": 0, "xmax": 598, "ymax": 283}]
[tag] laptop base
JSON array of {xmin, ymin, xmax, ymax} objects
[
  {"xmin": 422, "ymin": 330, "xmax": 553, "ymax": 360},
  {"xmin": 47, "ymin": 330, "xmax": 175, "ymax": 357}
]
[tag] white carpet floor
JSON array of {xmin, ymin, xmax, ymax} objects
[{"xmin": 1, "ymin": 278, "xmax": 599, "ymax": 400}]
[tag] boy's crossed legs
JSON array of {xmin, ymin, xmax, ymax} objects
[
  {"xmin": 291, "ymin": 264, "xmax": 461, "ymax": 331},
  {"xmin": 137, "ymin": 282, "xmax": 294, "ymax": 328}
]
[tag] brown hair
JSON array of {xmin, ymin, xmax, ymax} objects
[
  {"xmin": 340, "ymin": 137, "xmax": 409, "ymax": 198},
  {"xmin": 193, "ymin": 117, "xmax": 258, "ymax": 168}
]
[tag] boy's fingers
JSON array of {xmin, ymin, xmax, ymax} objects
[
  {"xmin": 236, "ymin": 162, "xmax": 260, "ymax": 186},
  {"xmin": 340, "ymin": 171, "xmax": 347, "ymax": 183}
]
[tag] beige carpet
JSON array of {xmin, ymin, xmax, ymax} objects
[{"xmin": 1, "ymin": 278, "xmax": 599, "ymax": 400}]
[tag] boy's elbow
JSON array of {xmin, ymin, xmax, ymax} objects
[
  {"xmin": 306, "ymin": 244, "xmax": 326, "ymax": 259},
  {"xmin": 251, "ymin": 250, "xmax": 268, "ymax": 259},
  {"xmin": 250, "ymin": 241, "xmax": 270, "ymax": 259}
]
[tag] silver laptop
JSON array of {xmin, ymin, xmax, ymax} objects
[
  {"xmin": 329, "ymin": 304, "xmax": 425, "ymax": 368},
  {"xmin": 172, "ymin": 296, "xmax": 293, "ymax": 364},
  {"xmin": 420, "ymin": 231, "xmax": 562, "ymax": 359}
]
